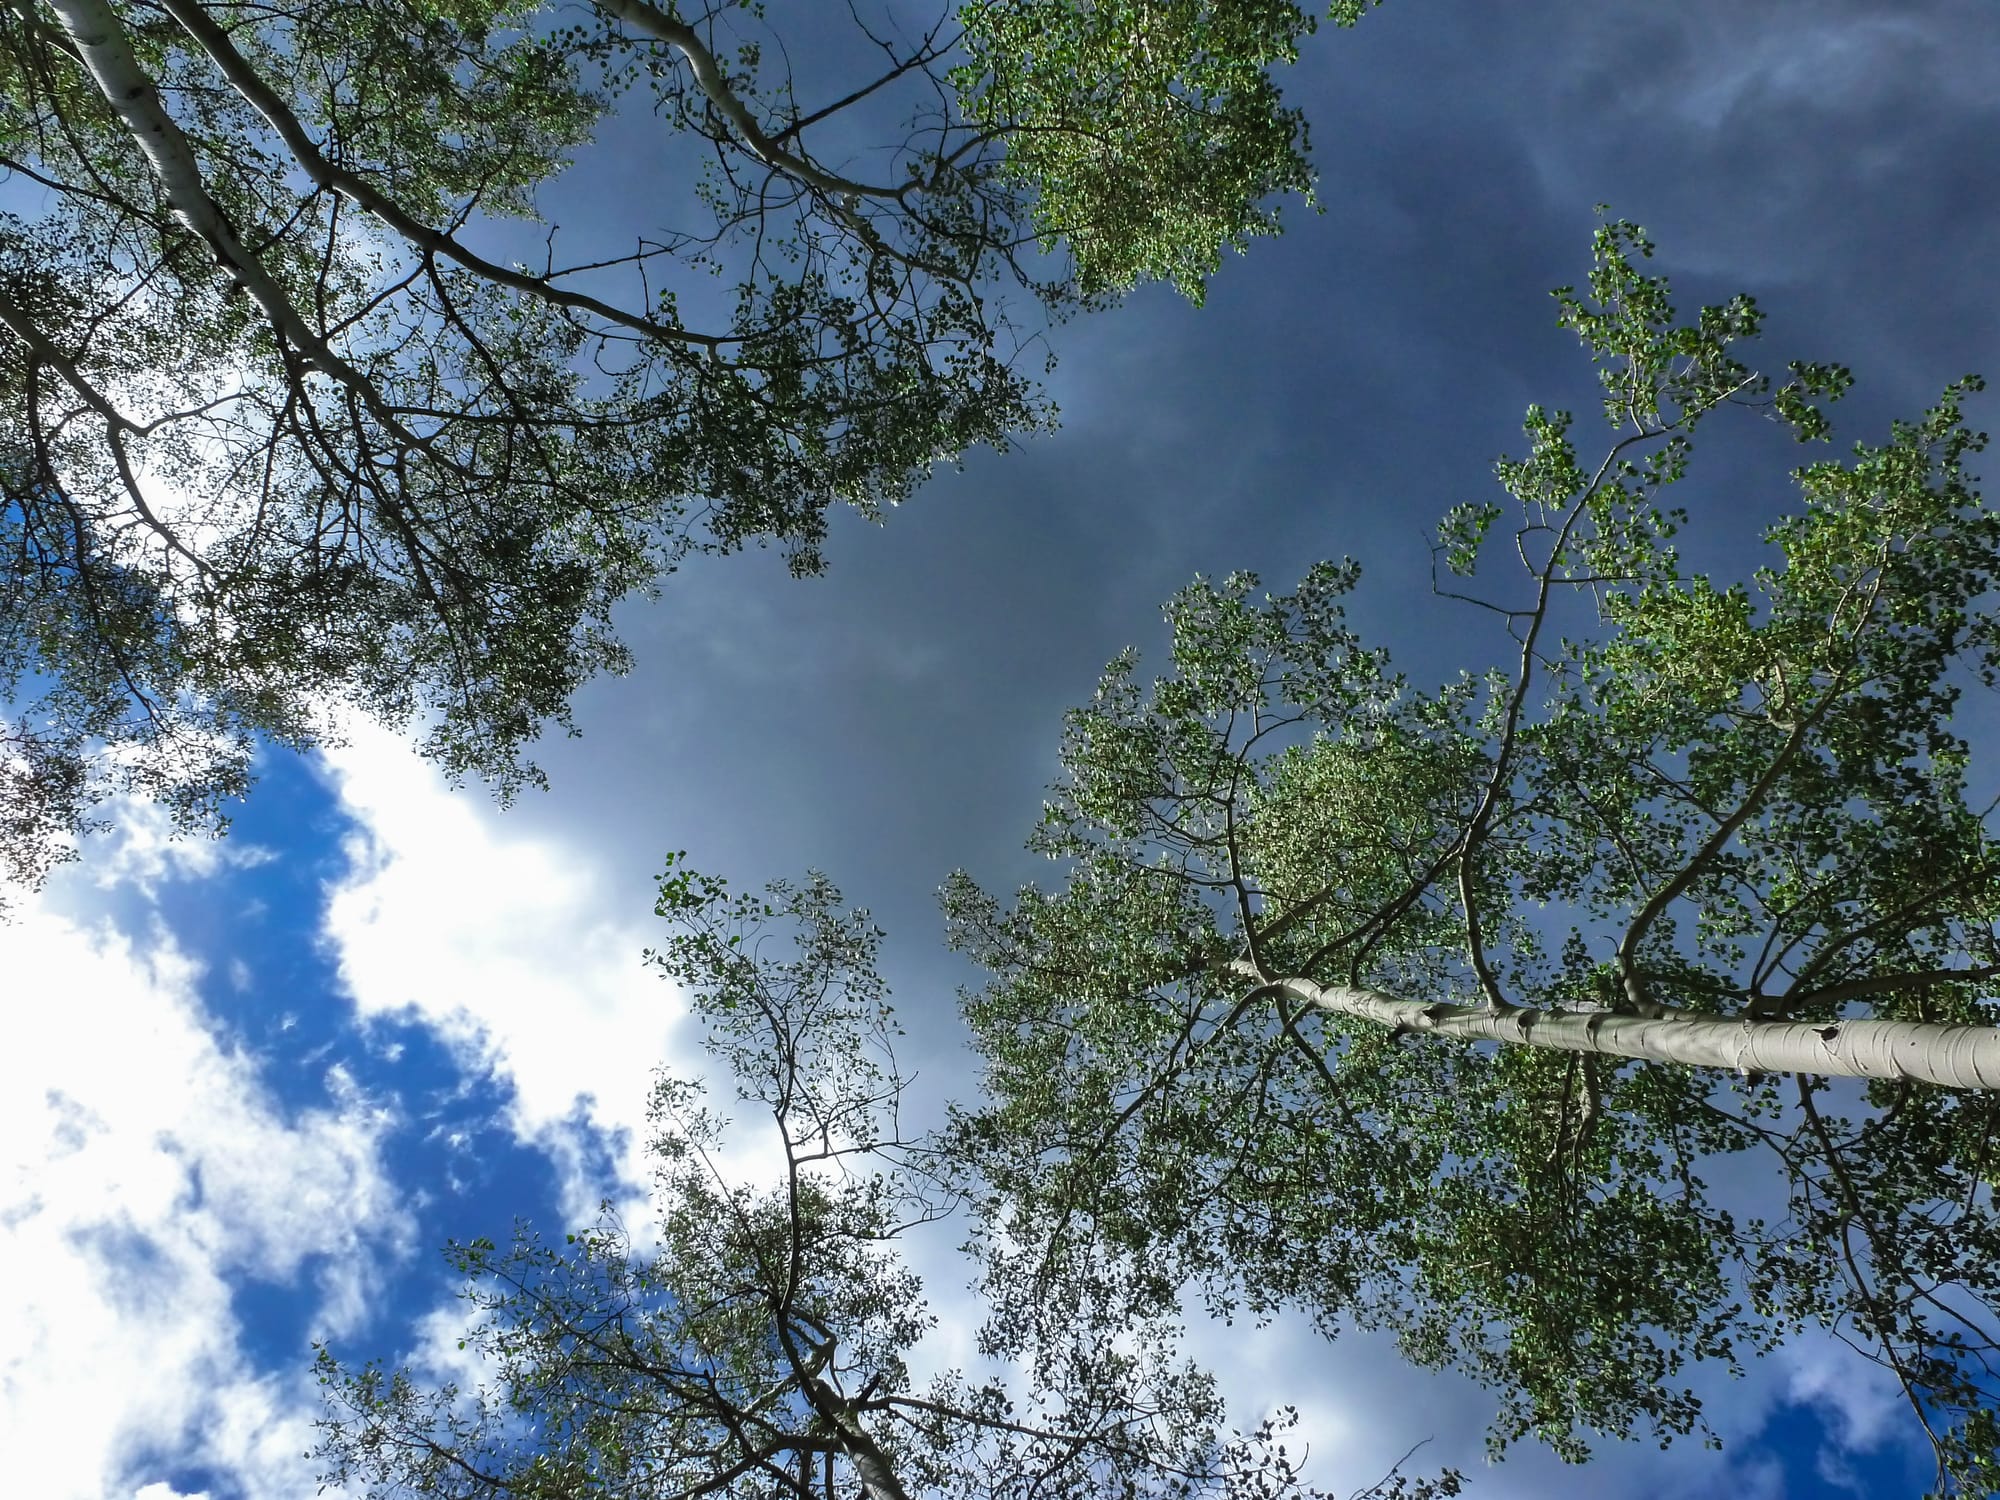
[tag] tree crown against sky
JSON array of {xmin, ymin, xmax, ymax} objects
[
  {"xmin": 315, "ymin": 858, "xmax": 1458, "ymax": 1500},
  {"xmin": 941, "ymin": 222, "xmax": 2000, "ymax": 1495},
  {"xmin": 0, "ymin": 0, "xmax": 1373, "ymax": 904}
]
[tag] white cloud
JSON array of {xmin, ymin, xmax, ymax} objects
[
  {"xmin": 0, "ymin": 902, "xmax": 404, "ymax": 1500},
  {"xmin": 113, "ymin": 795, "xmax": 276, "ymax": 894},
  {"xmin": 1669, "ymin": 15, "xmax": 1935, "ymax": 123},
  {"xmin": 1172, "ymin": 1307, "xmax": 1825, "ymax": 1500},
  {"xmin": 308, "ymin": 723, "xmax": 1923, "ymax": 1499},
  {"xmin": 1783, "ymin": 1334, "xmax": 1906, "ymax": 1456},
  {"xmin": 317, "ymin": 719, "xmax": 699, "ymax": 1221}
]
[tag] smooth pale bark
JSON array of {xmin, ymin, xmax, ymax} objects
[
  {"xmin": 825, "ymin": 1409, "xmax": 909, "ymax": 1500},
  {"xmin": 46, "ymin": 0, "xmax": 397, "ymax": 413},
  {"xmin": 1226, "ymin": 959, "xmax": 2000, "ymax": 1089},
  {"xmin": 795, "ymin": 1362, "xmax": 910, "ymax": 1500}
]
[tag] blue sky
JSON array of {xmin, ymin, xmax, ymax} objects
[
  {"xmin": 7, "ymin": 2, "xmax": 2000, "ymax": 1497},
  {"xmin": 5, "ymin": 723, "xmax": 1936, "ymax": 1500}
]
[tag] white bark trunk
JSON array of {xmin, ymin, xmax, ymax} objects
[
  {"xmin": 45, "ymin": 0, "xmax": 380, "ymax": 401},
  {"xmin": 800, "ymin": 1375, "xmax": 909, "ymax": 1500},
  {"xmin": 838, "ymin": 1428, "xmax": 909, "ymax": 1500},
  {"xmin": 1227, "ymin": 960, "xmax": 2000, "ymax": 1090}
]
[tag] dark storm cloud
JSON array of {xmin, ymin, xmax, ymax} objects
[
  {"xmin": 488, "ymin": 0, "xmax": 2000, "ymax": 1053},
  {"xmin": 20, "ymin": 6, "xmax": 1993, "ymax": 1496},
  {"xmin": 279, "ymin": 4, "xmax": 2000, "ymax": 1489}
]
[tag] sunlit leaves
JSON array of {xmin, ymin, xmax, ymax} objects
[
  {"xmin": 316, "ymin": 859, "xmax": 1363, "ymax": 1499},
  {"xmin": 2, "ymin": 0, "xmax": 1364, "ymax": 898},
  {"xmin": 954, "ymin": 0, "xmax": 1367, "ymax": 302},
  {"xmin": 950, "ymin": 223, "xmax": 2000, "ymax": 1489}
]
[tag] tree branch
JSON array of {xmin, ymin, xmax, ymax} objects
[
  {"xmin": 153, "ymin": 0, "xmax": 731, "ymax": 354},
  {"xmin": 594, "ymin": 0, "xmax": 908, "ymax": 205}
]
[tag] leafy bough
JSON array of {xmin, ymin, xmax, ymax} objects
[{"xmin": 947, "ymin": 221, "xmax": 2000, "ymax": 1492}]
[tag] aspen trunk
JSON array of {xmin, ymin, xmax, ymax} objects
[
  {"xmin": 1227, "ymin": 961, "xmax": 2000, "ymax": 1090},
  {"xmin": 46, "ymin": 0, "xmax": 380, "ymax": 399},
  {"xmin": 801, "ymin": 1376, "xmax": 910, "ymax": 1500}
]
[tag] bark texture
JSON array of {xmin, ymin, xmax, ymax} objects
[{"xmin": 1225, "ymin": 960, "xmax": 2000, "ymax": 1089}]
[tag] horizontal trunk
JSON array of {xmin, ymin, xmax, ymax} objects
[{"xmin": 1227, "ymin": 961, "xmax": 2000, "ymax": 1090}]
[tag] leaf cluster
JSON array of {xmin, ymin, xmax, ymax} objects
[
  {"xmin": 1, "ymin": 0, "xmax": 1367, "ymax": 899},
  {"xmin": 947, "ymin": 221, "xmax": 2000, "ymax": 1489},
  {"xmin": 317, "ymin": 860, "xmax": 1401, "ymax": 1500}
]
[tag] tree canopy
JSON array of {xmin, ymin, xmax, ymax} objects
[
  {"xmin": 315, "ymin": 858, "xmax": 1457, "ymax": 1500},
  {"xmin": 0, "ymin": 0, "xmax": 1374, "ymax": 901},
  {"xmin": 944, "ymin": 222, "xmax": 2000, "ymax": 1494}
]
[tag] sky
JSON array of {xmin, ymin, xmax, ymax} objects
[{"xmin": 7, "ymin": 1, "xmax": 2000, "ymax": 1496}]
